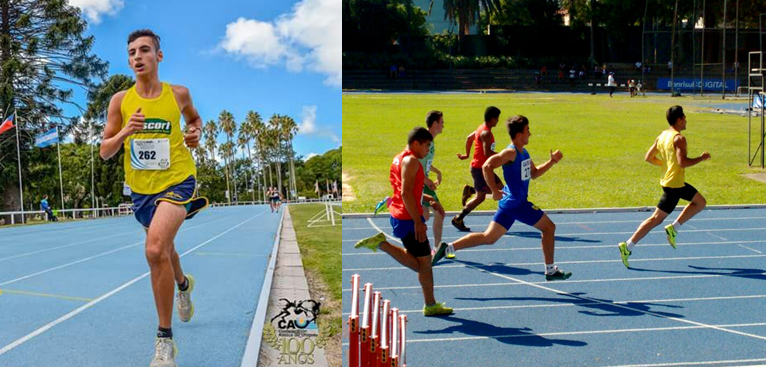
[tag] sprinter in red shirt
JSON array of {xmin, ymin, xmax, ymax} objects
[{"xmin": 355, "ymin": 127, "xmax": 453, "ymax": 317}]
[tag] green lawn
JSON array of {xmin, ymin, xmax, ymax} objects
[
  {"xmin": 288, "ymin": 204, "xmax": 341, "ymax": 363},
  {"xmin": 343, "ymin": 93, "xmax": 766, "ymax": 213}
]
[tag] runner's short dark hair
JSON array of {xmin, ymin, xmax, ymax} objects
[
  {"xmin": 506, "ymin": 115, "xmax": 529, "ymax": 139},
  {"xmin": 666, "ymin": 105, "xmax": 685, "ymax": 125},
  {"xmin": 128, "ymin": 29, "xmax": 161, "ymax": 51},
  {"xmin": 408, "ymin": 126, "xmax": 433, "ymax": 145},
  {"xmin": 484, "ymin": 106, "xmax": 501, "ymax": 122},
  {"xmin": 425, "ymin": 110, "xmax": 443, "ymax": 128}
]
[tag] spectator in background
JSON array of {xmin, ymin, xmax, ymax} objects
[
  {"xmin": 569, "ymin": 67, "xmax": 577, "ymax": 86},
  {"xmin": 40, "ymin": 195, "xmax": 57, "ymax": 222},
  {"xmin": 594, "ymin": 65, "xmax": 600, "ymax": 77},
  {"xmin": 579, "ymin": 65, "xmax": 586, "ymax": 79},
  {"xmin": 602, "ymin": 64, "xmax": 607, "ymax": 76},
  {"xmin": 608, "ymin": 72, "xmax": 617, "ymax": 98},
  {"xmin": 390, "ymin": 64, "xmax": 398, "ymax": 79},
  {"xmin": 398, "ymin": 65, "xmax": 405, "ymax": 78},
  {"xmin": 636, "ymin": 80, "xmax": 644, "ymax": 96},
  {"xmin": 540, "ymin": 65, "xmax": 548, "ymax": 75},
  {"xmin": 635, "ymin": 61, "xmax": 642, "ymax": 70},
  {"xmin": 667, "ymin": 60, "xmax": 673, "ymax": 74}
]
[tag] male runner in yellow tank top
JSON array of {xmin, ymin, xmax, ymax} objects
[
  {"xmin": 100, "ymin": 29, "xmax": 208, "ymax": 367},
  {"xmin": 618, "ymin": 105, "xmax": 710, "ymax": 268}
]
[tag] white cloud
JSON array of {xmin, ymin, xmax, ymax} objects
[
  {"xmin": 219, "ymin": 0, "xmax": 341, "ymax": 87},
  {"xmin": 306, "ymin": 152, "xmax": 319, "ymax": 160},
  {"xmin": 69, "ymin": 0, "xmax": 124, "ymax": 24},
  {"xmin": 298, "ymin": 105, "xmax": 338, "ymax": 143}
]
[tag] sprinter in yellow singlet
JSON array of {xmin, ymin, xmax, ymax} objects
[
  {"xmin": 100, "ymin": 29, "xmax": 208, "ymax": 367},
  {"xmin": 617, "ymin": 105, "xmax": 711, "ymax": 268}
]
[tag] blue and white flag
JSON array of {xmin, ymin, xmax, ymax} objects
[{"xmin": 35, "ymin": 128, "xmax": 59, "ymax": 148}]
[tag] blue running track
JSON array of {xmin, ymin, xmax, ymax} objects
[
  {"xmin": 0, "ymin": 205, "xmax": 281, "ymax": 367},
  {"xmin": 343, "ymin": 208, "xmax": 766, "ymax": 367}
]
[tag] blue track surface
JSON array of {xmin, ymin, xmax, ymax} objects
[
  {"xmin": 0, "ymin": 205, "xmax": 280, "ymax": 367},
  {"xmin": 343, "ymin": 208, "xmax": 766, "ymax": 366}
]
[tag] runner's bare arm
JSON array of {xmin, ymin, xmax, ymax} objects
[
  {"xmin": 483, "ymin": 148, "xmax": 515, "ymax": 200},
  {"xmin": 172, "ymin": 85, "xmax": 202, "ymax": 148},
  {"xmin": 430, "ymin": 165, "xmax": 442, "ymax": 186},
  {"xmin": 458, "ymin": 133, "xmax": 474, "ymax": 159},
  {"xmin": 530, "ymin": 149, "xmax": 562, "ymax": 179},
  {"xmin": 674, "ymin": 135, "xmax": 710, "ymax": 168},
  {"xmin": 480, "ymin": 130, "xmax": 495, "ymax": 157},
  {"xmin": 644, "ymin": 139, "xmax": 662, "ymax": 166},
  {"xmin": 401, "ymin": 155, "xmax": 428, "ymax": 242},
  {"xmin": 100, "ymin": 91, "xmax": 143, "ymax": 160}
]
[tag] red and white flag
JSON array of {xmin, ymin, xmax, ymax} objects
[{"xmin": 0, "ymin": 114, "xmax": 14, "ymax": 136}]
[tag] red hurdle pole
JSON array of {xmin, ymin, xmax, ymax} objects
[
  {"xmin": 390, "ymin": 308, "xmax": 399, "ymax": 367},
  {"xmin": 360, "ymin": 283, "xmax": 373, "ymax": 366},
  {"xmin": 399, "ymin": 314, "xmax": 408, "ymax": 367},
  {"xmin": 379, "ymin": 300, "xmax": 390, "ymax": 367},
  {"xmin": 370, "ymin": 292, "xmax": 382, "ymax": 367},
  {"xmin": 349, "ymin": 274, "xmax": 360, "ymax": 367}
]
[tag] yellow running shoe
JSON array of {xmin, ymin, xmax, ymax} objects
[
  {"xmin": 664, "ymin": 224, "xmax": 677, "ymax": 249},
  {"xmin": 423, "ymin": 302, "xmax": 453, "ymax": 317}
]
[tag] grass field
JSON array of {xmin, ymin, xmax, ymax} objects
[
  {"xmin": 342, "ymin": 92, "xmax": 766, "ymax": 213},
  {"xmin": 288, "ymin": 204, "xmax": 341, "ymax": 366}
]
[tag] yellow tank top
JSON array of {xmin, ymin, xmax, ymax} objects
[
  {"xmin": 121, "ymin": 82, "xmax": 196, "ymax": 194},
  {"xmin": 657, "ymin": 129, "xmax": 684, "ymax": 188}
]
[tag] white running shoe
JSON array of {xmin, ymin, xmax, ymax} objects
[
  {"xmin": 150, "ymin": 338, "xmax": 177, "ymax": 367},
  {"xmin": 176, "ymin": 274, "xmax": 195, "ymax": 322}
]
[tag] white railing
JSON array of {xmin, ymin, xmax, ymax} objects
[
  {"xmin": 0, "ymin": 206, "xmax": 132, "ymax": 226},
  {"xmin": 0, "ymin": 198, "xmax": 343, "ymax": 226}
]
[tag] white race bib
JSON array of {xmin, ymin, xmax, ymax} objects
[
  {"xmin": 130, "ymin": 138, "xmax": 171, "ymax": 170},
  {"xmin": 521, "ymin": 158, "xmax": 531, "ymax": 181},
  {"xmin": 425, "ymin": 159, "xmax": 433, "ymax": 174}
]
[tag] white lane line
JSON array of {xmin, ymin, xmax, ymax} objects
[
  {"xmin": 341, "ymin": 272, "xmax": 764, "ymax": 292},
  {"xmin": 343, "ymin": 216, "xmax": 766, "ymax": 230},
  {"xmin": 705, "ymin": 232, "xmax": 728, "ymax": 241},
  {"xmin": 738, "ymin": 244, "xmax": 763, "ymax": 254},
  {"xmin": 0, "ymin": 229, "xmax": 143, "ymax": 262},
  {"xmin": 343, "ymin": 254, "xmax": 766, "ymax": 272},
  {"xmin": 0, "ymin": 214, "xmax": 232, "ymax": 286},
  {"xmin": 342, "ymin": 294, "xmax": 766, "ymax": 315},
  {"xmin": 606, "ymin": 357, "xmax": 766, "ymax": 367},
  {"xmin": 343, "ymin": 240, "xmax": 766, "ymax": 256},
  {"xmin": 342, "ymin": 322, "xmax": 766, "ymax": 346},
  {"xmin": 460, "ymin": 263, "xmax": 766, "ymax": 341},
  {"xmin": 0, "ymin": 211, "xmax": 265, "ymax": 357}
]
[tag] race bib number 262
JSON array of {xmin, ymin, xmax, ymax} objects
[{"xmin": 130, "ymin": 138, "xmax": 171, "ymax": 170}]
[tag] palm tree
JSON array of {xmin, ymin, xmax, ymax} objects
[
  {"xmin": 218, "ymin": 110, "xmax": 237, "ymax": 204},
  {"xmin": 268, "ymin": 114, "xmax": 283, "ymax": 197},
  {"xmin": 203, "ymin": 119, "xmax": 218, "ymax": 165},
  {"xmin": 279, "ymin": 115, "xmax": 299, "ymax": 201},
  {"xmin": 244, "ymin": 111, "xmax": 265, "ymax": 202},
  {"xmin": 430, "ymin": 0, "xmax": 502, "ymax": 53}
]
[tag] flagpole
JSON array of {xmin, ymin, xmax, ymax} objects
[
  {"xmin": 15, "ymin": 110, "xmax": 24, "ymax": 224},
  {"xmin": 56, "ymin": 126, "xmax": 65, "ymax": 214},
  {"xmin": 90, "ymin": 123, "xmax": 95, "ymax": 218}
]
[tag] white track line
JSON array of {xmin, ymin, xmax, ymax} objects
[
  {"xmin": 459, "ymin": 262, "xmax": 766, "ymax": 341},
  {"xmin": 0, "ymin": 210, "xmax": 265, "ymax": 357},
  {"xmin": 343, "ymin": 322, "xmax": 766, "ymax": 346},
  {"xmin": 343, "ymin": 254, "xmax": 766, "ymax": 272},
  {"xmin": 738, "ymin": 245, "xmax": 763, "ymax": 254},
  {"xmin": 343, "ymin": 240, "xmax": 766, "ymax": 256},
  {"xmin": 0, "ymin": 229, "xmax": 143, "ymax": 262},
  {"xmin": 606, "ymin": 357, "xmax": 766, "ymax": 367},
  {"xmin": 343, "ymin": 294, "xmax": 766, "ymax": 315},
  {"xmin": 342, "ymin": 216, "xmax": 766, "ymax": 230},
  {"xmin": 342, "ymin": 272, "xmax": 765, "ymax": 292},
  {"xmin": 0, "ymin": 214, "xmax": 231, "ymax": 287}
]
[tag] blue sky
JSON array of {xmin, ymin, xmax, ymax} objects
[{"xmin": 66, "ymin": 0, "xmax": 340, "ymax": 160}]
